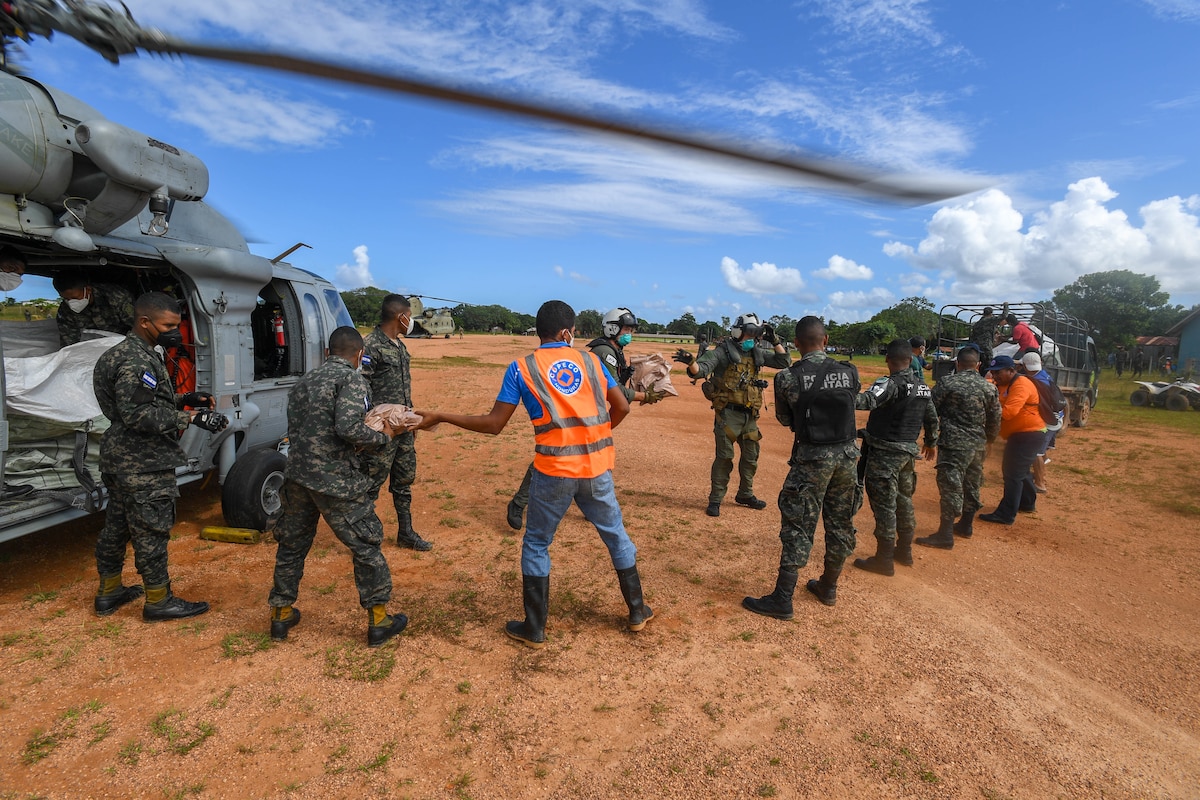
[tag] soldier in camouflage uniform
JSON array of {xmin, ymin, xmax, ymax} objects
[
  {"xmin": 852, "ymin": 339, "xmax": 939, "ymax": 577},
  {"xmin": 674, "ymin": 313, "xmax": 790, "ymax": 517},
  {"xmin": 743, "ymin": 317, "xmax": 860, "ymax": 618},
  {"xmin": 93, "ymin": 292, "xmax": 226, "ymax": 621},
  {"xmin": 970, "ymin": 307, "xmax": 1003, "ymax": 375},
  {"xmin": 916, "ymin": 344, "xmax": 1001, "ymax": 549},
  {"xmin": 506, "ymin": 306, "xmax": 664, "ymax": 530},
  {"xmin": 361, "ymin": 294, "xmax": 432, "ymax": 551},
  {"xmin": 53, "ymin": 273, "xmax": 134, "ymax": 346},
  {"xmin": 268, "ymin": 326, "xmax": 409, "ymax": 648}
]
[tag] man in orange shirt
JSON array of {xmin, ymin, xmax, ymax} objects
[
  {"xmin": 979, "ymin": 355, "xmax": 1046, "ymax": 525},
  {"xmin": 416, "ymin": 300, "xmax": 652, "ymax": 648}
]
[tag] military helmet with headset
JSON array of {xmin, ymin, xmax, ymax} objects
[
  {"xmin": 730, "ymin": 313, "xmax": 763, "ymax": 340},
  {"xmin": 602, "ymin": 307, "xmax": 638, "ymax": 338}
]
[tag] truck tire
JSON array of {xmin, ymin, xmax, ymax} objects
[
  {"xmin": 1069, "ymin": 395, "xmax": 1091, "ymax": 428},
  {"xmin": 1129, "ymin": 389, "xmax": 1150, "ymax": 407},
  {"xmin": 221, "ymin": 449, "xmax": 287, "ymax": 531},
  {"xmin": 1165, "ymin": 393, "xmax": 1190, "ymax": 412}
]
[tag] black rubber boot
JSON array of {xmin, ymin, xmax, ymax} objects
[
  {"xmin": 805, "ymin": 566, "xmax": 841, "ymax": 607},
  {"xmin": 894, "ymin": 531, "xmax": 914, "ymax": 567},
  {"xmin": 397, "ymin": 510, "xmax": 433, "ymax": 551},
  {"xmin": 616, "ymin": 566, "xmax": 654, "ymax": 631},
  {"xmin": 916, "ymin": 518, "xmax": 956, "ymax": 550},
  {"xmin": 853, "ymin": 539, "xmax": 896, "ymax": 576},
  {"xmin": 367, "ymin": 612, "xmax": 408, "ymax": 647},
  {"xmin": 734, "ymin": 494, "xmax": 767, "ymax": 510},
  {"xmin": 506, "ymin": 499, "xmax": 524, "ymax": 531},
  {"xmin": 270, "ymin": 608, "xmax": 301, "ymax": 641},
  {"xmin": 954, "ymin": 511, "xmax": 975, "ymax": 538},
  {"xmin": 506, "ymin": 575, "xmax": 549, "ymax": 648},
  {"xmin": 143, "ymin": 585, "xmax": 210, "ymax": 622},
  {"xmin": 705, "ymin": 502, "xmax": 720, "ymax": 517},
  {"xmin": 742, "ymin": 569, "xmax": 798, "ymax": 620},
  {"xmin": 94, "ymin": 584, "xmax": 144, "ymax": 617}
]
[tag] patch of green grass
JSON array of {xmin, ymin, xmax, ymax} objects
[
  {"xmin": 117, "ymin": 739, "xmax": 143, "ymax": 766},
  {"xmin": 439, "ymin": 517, "xmax": 467, "ymax": 529},
  {"xmin": 593, "ymin": 702, "xmax": 616, "ymax": 712},
  {"xmin": 429, "ymin": 490, "xmax": 456, "ymax": 500},
  {"xmin": 448, "ymin": 771, "xmax": 475, "ymax": 798},
  {"xmin": 737, "ymin": 630, "xmax": 755, "ymax": 642},
  {"xmin": 163, "ymin": 783, "xmax": 205, "ymax": 799},
  {"xmin": 92, "ymin": 620, "xmax": 124, "ymax": 640},
  {"xmin": 221, "ymin": 631, "xmax": 271, "ymax": 658},
  {"xmin": 324, "ymin": 644, "xmax": 395, "ymax": 682},
  {"xmin": 24, "ymin": 588, "xmax": 58, "ymax": 606},
  {"xmin": 177, "ymin": 620, "xmax": 208, "ymax": 636},
  {"xmin": 150, "ymin": 709, "xmax": 215, "ymax": 755},
  {"xmin": 22, "ymin": 729, "xmax": 59, "ymax": 764},
  {"xmin": 89, "ymin": 720, "xmax": 112, "ymax": 745},
  {"xmin": 324, "ymin": 744, "xmax": 350, "ymax": 774},
  {"xmin": 209, "ymin": 687, "xmax": 235, "ymax": 709},
  {"xmin": 701, "ymin": 701, "xmax": 722, "ymax": 724},
  {"xmin": 314, "ymin": 580, "xmax": 338, "ymax": 596},
  {"xmin": 358, "ymin": 741, "xmax": 395, "ymax": 773},
  {"xmin": 456, "ymin": 681, "xmax": 472, "ymax": 694},
  {"xmin": 757, "ymin": 784, "xmax": 777, "ymax": 797},
  {"xmin": 919, "ymin": 769, "xmax": 939, "ymax": 783}
]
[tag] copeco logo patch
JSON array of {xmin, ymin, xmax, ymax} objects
[{"xmin": 547, "ymin": 359, "xmax": 583, "ymax": 395}]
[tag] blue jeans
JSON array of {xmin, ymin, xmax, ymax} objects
[
  {"xmin": 995, "ymin": 431, "xmax": 1043, "ymax": 522},
  {"xmin": 522, "ymin": 468, "xmax": 637, "ymax": 577}
]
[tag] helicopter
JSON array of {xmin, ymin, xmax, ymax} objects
[
  {"xmin": 407, "ymin": 296, "xmax": 457, "ymax": 339},
  {"xmin": 0, "ymin": 0, "xmax": 977, "ymax": 544}
]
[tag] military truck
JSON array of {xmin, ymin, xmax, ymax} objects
[
  {"xmin": 932, "ymin": 303, "xmax": 1100, "ymax": 427},
  {"xmin": 0, "ymin": 71, "xmax": 354, "ymax": 543}
]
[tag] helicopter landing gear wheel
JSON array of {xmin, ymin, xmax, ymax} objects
[{"xmin": 221, "ymin": 449, "xmax": 287, "ymax": 531}]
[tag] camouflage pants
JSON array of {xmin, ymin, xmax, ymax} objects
[
  {"xmin": 710, "ymin": 407, "xmax": 761, "ymax": 504},
  {"xmin": 935, "ymin": 445, "xmax": 985, "ymax": 522},
  {"xmin": 269, "ymin": 480, "xmax": 392, "ymax": 609},
  {"xmin": 96, "ymin": 470, "xmax": 179, "ymax": 587},
  {"xmin": 365, "ymin": 430, "xmax": 417, "ymax": 520},
  {"xmin": 863, "ymin": 447, "xmax": 917, "ymax": 543},
  {"xmin": 777, "ymin": 452, "xmax": 858, "ymax": 571}
]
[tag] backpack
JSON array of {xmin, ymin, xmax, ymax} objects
[{"xmin": 1031, "ymin": 376, "xmax": 1066, "ymax": 427}]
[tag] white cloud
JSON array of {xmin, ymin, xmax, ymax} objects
[
  {"xmin": 554, "ymin": 265, "xmax": 565, "ymax": 277},
  {"xmin": 814, "ymin": 255, "xmax": 874, "ymax": 280},
  {"xmin": 821, "ymin": 287, "xmax": 897, "ymax": 322},
  {"xmin": 569, "ymin": 270, "xmax": 597, "ymax": 286},
  {"xmin": 801, "ymin": 0, "xmax": 944, "ymax": 47},
  {"xmin": 1141, "ymin": 0, "xmax": 1200, "ymax": 21},
  {"xmin": 720, "ymin": 257, "xmax": 806, "ymax": 297},
  {"xmin": 884, "ymin": 178, "xmax": 1200, "ymax": 302},
  {"xmin": 334, "ymin": 245, "xmax": 374, "ymax": 289}
]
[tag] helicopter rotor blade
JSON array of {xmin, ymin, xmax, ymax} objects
[{"xmin": 145, "ymin": 43, "xmax": 981, "ymax": 205}]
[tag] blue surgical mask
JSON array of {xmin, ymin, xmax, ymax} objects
[
  {"xmin": 740, "ymin": 339, "xmax": 755, "ymax": 352},
  {"xmin": 617, "ymin": 333, "xmax": 632, "ymax": 347}
]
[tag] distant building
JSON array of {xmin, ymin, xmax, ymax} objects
[
  {"xmin": 1134, "ymin": 335, "xmax": 1179, "ymax": 374},
  {"xmin": 1165, "ymin": 308, "xmax": 1200, "ymax": 376}
]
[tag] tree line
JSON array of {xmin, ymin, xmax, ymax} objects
[{"xmin": 341, "ymin": 270, "xmax": 1195, "ymax": 351}]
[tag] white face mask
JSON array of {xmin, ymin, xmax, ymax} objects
[
  {"xmin": 563, "ymin": 330, "xmax": 574, "ymax": 348},
  {"xmin": 67, "ymin": 297, "xmax": 91, "ymax": 313},
  {"xmin": 0, "ymin": 271, "xmax": 21, "ymax": 292},
  {"xmin": 403, "ymin": 314, "xmax": 415, "ymax": 336}
]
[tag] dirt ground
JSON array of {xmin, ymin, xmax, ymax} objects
[{"xmin": 1, "ymin": 335, "xmax": 1198, "ymax": 800}]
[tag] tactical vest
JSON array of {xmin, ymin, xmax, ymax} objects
[
  {"xmin": 787, "ymin": 358, "xmax": 859, "ymax": 445},
  {"xmin": 587, "ymin": 337, "xmax": 630, "ymax": 386},
  {"xmin": 516, "ymin": 347, "xmax": 615, "ymax": 479},
  {"xmin": 865, "ymin": 372, "xmax": 932, "ymax": 443},
  {"xmin": 710, "ymin": 340, "xmax": 766, "ymax": 413}
]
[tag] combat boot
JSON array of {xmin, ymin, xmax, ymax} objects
[
  {"xmin": 616, "ymin": 565, "xmax": 654, "ymax": 631},
  {"xmin": 705, "ymin": 502, "xmax": 720, "ymax": 517},
  {"xmin": 734, "ymin": 494, "xmax": 767, "ymax": 510},
  {"xmin": 270, "ymin": 607, "xmax": 301, "ymax": 641},
  {"xmin": 94, "ymin": 574, "xmax": 144, "ymax": 616},
  {"xmin": 894, "ymin": 531, "xmax": 914, "ymax": 566},
  {"xmin": 142, "ymin": 583, "xmax": 210, "ymax": 622},
  {"xmin": 506, "ymin": 575, "xmax": 549, "ymax": 648},
  {"xmin": 853, "ymin": 539, "xmax": 895, "ymax": 576},
  {"xmin": 953, "ymin": 511, "xmax": 975, "ymax": 538},
  {"xmin": 396, "ymin": 510, "xmax": 433, "ymax": 551},
  {"xmin": 805, "ymin": 566, "xmax": 841, "ymax": 607},
  {"xmin": 916, "ymin": 518, "xmax": 955, "ymax": 550},
  {"xmin": 367, "ymin": 606, "xmax": 408, "ymax": 647},
  {"xmin": 742, "ymin": 568, "xmax": 798, "ymax": 620}
]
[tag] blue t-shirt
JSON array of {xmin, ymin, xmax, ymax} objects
[{"xmin": 497, "ymin": 342, "xmax": 618, "ymax": 420}]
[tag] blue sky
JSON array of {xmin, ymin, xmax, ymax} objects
[{"xmin": 7, "ymin": 0, "xmax": 1200, "ymax": 324}]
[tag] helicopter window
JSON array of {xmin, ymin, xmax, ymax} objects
[
  {"xmin": 301, "ymin": 293, "xmax": 326, "ymax": 369},
  {"xmin": 323, "ymin": 289, "xmax": 354, "ymax": 329},
  {"xmin": 252, "ymin": 282, "xmax": 303, "ymax": 380}
]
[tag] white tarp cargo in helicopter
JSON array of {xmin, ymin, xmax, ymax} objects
[{"xmin": 0, "ymin": 71, "xmax": 355, "ymax": 543}]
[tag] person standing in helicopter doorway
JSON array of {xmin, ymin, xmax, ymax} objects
[
  {"xmin": 362, "ymin": 294, "xmax": 433, "ymax": 551},
  {"xmin": 673, "ymin": 312, "xmax": 790, "ymax": 516},
  {"xmin": 506, "ymin": 306, "xmax": 666, "ymax": 530}
]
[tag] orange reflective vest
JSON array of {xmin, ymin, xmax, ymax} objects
[{"xmin": 516, "ymin": 347, "xmax": 615, "ymax": 479}]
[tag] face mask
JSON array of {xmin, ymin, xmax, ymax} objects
[
  {"xmin": 617, "ymin": 333, "xmax": 632, "ymax": 347},
  {"xmin": 402, "ymin": 314, "xmax": 415, "ymax": 335},
  {"xmin": 740, "ymin": 339, "xmax": 755, "ymax": 352},
  {"xmin": 67, "ymin": 297, "xmax": 90, "ymax": 313},
  {"xmin": 0, "ymin": 271, "xmax": 22, "ymax": 291},
  {"xmin": 563, "ymin": 331, "xmax": 574, "ymax": 348},
  {"xmin": 156, "ymin": 327, "xmax": 184, "ymax": 350}
]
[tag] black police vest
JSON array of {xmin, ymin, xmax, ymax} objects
[
  {"xmin": 787, "ymin": 358, "xmax": 859, "ymax": 445},
  {"xmin": 864, "ymin": 373, "xmax": 932, "ymax": 443}
]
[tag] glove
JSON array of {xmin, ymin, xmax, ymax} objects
[
  {"xmin": 640, "ymin": 388, "xmax": 662, "ymax": 405},
  {"xmin": 180, "ymin": 391, "xmax": 214, "ymax": 409},
  {"xmin": 191, "ymin": 409, "xmax": 229, "ymax": 433},
  {"xmin": 760, "ymin": 324, "xmax": 778, "ymax": 346},
  {"xmin": 673, "ymin": 348, "xmax": 695, "ymax": 366}
]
